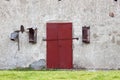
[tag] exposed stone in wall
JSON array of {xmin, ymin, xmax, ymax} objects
[{"xmin": 29, "ymin": 59, "xmax": 46, "ymax": 70}]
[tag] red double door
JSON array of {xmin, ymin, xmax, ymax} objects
[{"xmin": 46, "ymin": 22, "xmax": 73, "ymax": 69}]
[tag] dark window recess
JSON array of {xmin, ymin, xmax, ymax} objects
[
  {"xmin": 82, "ymin": 26, "xmax": 90, "ymax": 43},
  {"xmin": 28, "ymin": 28, "xmax": 37, "ymax": 43},
  {"xmin": 114, "ymin": 0, "xmax": 117, "ymax": 2}
]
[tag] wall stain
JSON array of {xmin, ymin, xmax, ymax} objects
[
  {"xmin": 117, "ymin": 40, "xmax": 120, "ymax": 45},
  {"xmin": 20, "ymin": 0, "xmax": 28, "ymax": 4},
  {"xmin": 113, "ymin": 31, "xmax": 117, "ymax": 34},
  {"xmin": 5, "ymin": 0, "xmax": 10, "ymax": 1},
  {"xmin": 117, "ymin": 34, "xmax": 120, "ymax": 37},
  {"xmin": 93, "ymin": 33, "xmax": 98, "ymax": 38},
  {"xmin": 109, "ymin": 33, "xmax": 112, "ymax": 36},
  {"xmin": 112, "ymin": 36, "xmax": 115, "ymax": 43}
]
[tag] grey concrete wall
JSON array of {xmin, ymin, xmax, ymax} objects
[{"xmin": 0, "ymin": 0, "xmax": 120, "ymax": 69}]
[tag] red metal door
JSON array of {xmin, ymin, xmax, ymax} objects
[{"xmin": 46, "ymin": 22, "xmax": 73, "ymax": 69}]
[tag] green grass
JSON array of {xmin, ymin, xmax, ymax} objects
[{"xmin": 0, "ymin": 70, "xmax": 120, "ymax": 80}]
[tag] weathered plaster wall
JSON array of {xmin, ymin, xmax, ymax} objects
[{"xmin": 0, "ymin": 0, "xmax": 120, "ymax": 69}]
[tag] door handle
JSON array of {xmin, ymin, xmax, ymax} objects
[{"xmin": 43, "ymin": 38, "xmax": 79, "ymax": 41}]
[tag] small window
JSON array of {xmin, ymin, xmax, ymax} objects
[
  {"xmin": 28, "ymin": 28, "xmax": 37, "ymax": 43},
  {"xmin": 82, "ymin": 26, "xmax": 90, "ymax": 43}
]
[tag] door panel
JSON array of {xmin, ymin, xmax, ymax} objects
[
  {"xmin": 47, "ymin": 41, "xmax": 59, "ymax": 68},
  {"xmin": 47, "ymin": 23, "xmax": 59, "ymax": 68},
  {"xmin": 47, "ymin": 23, "xmax": 58, "ymax": 40},
  {"xmin": 58, "ymin": 23, "xmax": 72, "ymax": 39},
  {"xmin": 59, "ymin": 40, "xmax": 72, "ymax": 68},
  {"xmin": 58, "ymin": 23, "xmax": 73, "ymax": 69}
]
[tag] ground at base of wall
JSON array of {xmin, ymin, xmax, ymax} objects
[
  {"xmin": 9, "ymin": 67, "xmax": 120, "ymax": 71},
  {"xmin": 0, "ymin": 70, "xmax": 120, "ymax": 80}
]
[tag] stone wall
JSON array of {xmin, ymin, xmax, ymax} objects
[{"xmin": 0, "ymin": 0, "xmax": 120, "ymax": 69}]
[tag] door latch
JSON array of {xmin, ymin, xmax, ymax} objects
[{"xmin": 43, "ymin": 37, "xmax": 79, "ymax": 41}]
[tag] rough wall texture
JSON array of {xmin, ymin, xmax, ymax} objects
[{"xmin": 0, "ymin": 0, "xmax": 120, "ymax": 69}]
